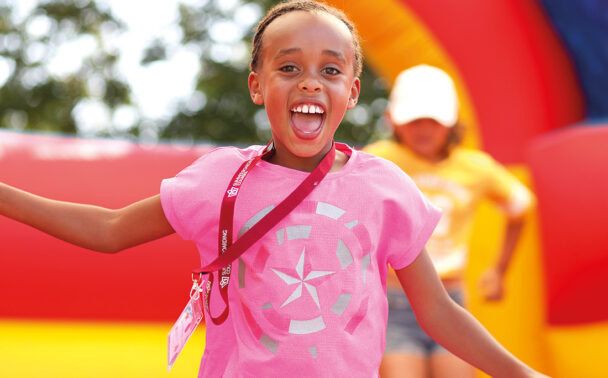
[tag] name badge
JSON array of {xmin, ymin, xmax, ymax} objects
[{"xmin": 167, "ymin": 284, "xmax": 204, "ymax": 371}]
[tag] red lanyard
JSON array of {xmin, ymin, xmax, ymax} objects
[{"xmin": 193, "ymin": 141, "xmax": 337, "ymax": 325}]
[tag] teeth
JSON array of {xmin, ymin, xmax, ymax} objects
[{"xmin": 291, "ymin": 104, "xmax": 324, "ymax": 114}]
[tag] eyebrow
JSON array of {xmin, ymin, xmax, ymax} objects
[
  {"xmin": 275, "ymin": 47, "xmax": 301, "ymax": 60},
  {"xmin": 322, "ymin": 49, "xmax": 347, "ymax": 64},
  {"xmin": 275, "ymin": 47, "xmax": 346, "ymax": 64}
]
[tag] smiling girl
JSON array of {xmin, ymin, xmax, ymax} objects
[{"xmin": 0, "ymin": 1, "xmax": 547, "ymax": 377}]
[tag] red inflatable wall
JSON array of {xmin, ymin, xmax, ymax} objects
[
  {"xmin": 0, "ymin": 131, "xmax": 213, "ymax": 321},
  {"xmin": 398, "ymin": 0, "xmax": 584, "ymax": 164},
  {"xmin": 527, "ymin": 125, "xmax": 608, "ymax": 324}
]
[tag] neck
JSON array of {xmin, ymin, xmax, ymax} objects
[
  {"xmin": 424, "ymin": 151, "xmax": 449, "ymax": 163},
  {"xmin": 267, "ymin": 142, "xmax": 335, "ymax": 172}
]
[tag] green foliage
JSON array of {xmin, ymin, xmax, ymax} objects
[
  {"xmin": 0, "ymin": 0, "xmax": 389, "ymax": 145},
  {"xmin": 0, "ymin": 0, "xmax": 131, "ymax": 134},
  {"xmin": 160, "ymin": 0, "xmax": 389, "ymax": 145}
]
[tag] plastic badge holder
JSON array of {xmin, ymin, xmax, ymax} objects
[{"xmin": 167, "ymin": 282, "xmax": 204, "ymax": 371}]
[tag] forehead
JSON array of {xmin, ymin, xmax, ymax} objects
[{"xmin": 261, "ymin": 11, "xmax": 355, "ymax": 62}]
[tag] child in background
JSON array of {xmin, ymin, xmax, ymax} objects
[
  {"xmin": 0, "ymin": 1, "xmax": 545, "ymax": 377},
  {"xmin": 364, "ymin": 65, "xmax": 536, "ymax": 378}
]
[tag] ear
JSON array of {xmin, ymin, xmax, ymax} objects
[
  {"xmin": 347, "ymin": 78, "xmax": 361, "ymax": 109},
  {"xmin": 248, "ymin": 72, "xmax": 264, "ymax": 105}
]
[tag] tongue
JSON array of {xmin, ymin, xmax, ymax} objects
[{"xmin": 291, "ymin": 112, "xmax": 323, "ymax": 134}]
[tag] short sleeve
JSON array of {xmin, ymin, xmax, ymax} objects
[
  {"xmin": 369, "ymin": 158, "xmax": 442, "ymax": 270},
  {"xmin": 160, "ymin": 147, "xmax": 246, "ymax": 242},
  {"xmin": 387, "ymin": 190, "xmax": 442, "ymax": 270},
  {"xmin": 160, "ymin": 173, "xmax": 190, "ymax": 240}
]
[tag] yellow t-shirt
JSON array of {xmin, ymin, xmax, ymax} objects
[{"xmin": 363, "ymin": 140, "xmax": 534, "ymax": 279}]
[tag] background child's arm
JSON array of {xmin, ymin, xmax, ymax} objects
[
  {"xmin": 477, "ymin": 218, "xmax": 524, "ymax": 301},
  {"xmin": 479, "ymin": 167, "xmax": 536, "ymax": 301},
  {"xmin": 0, "ymin": 182, "xmax": 174, "ymax": 253},
  {"xmin": 395, "ymin": 249, "xmax": 548, "ymax": 378}
]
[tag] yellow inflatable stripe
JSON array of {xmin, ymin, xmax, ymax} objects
[
  {"xmin": 546, "ymin": 323, "xmax": 608, "ymax": 378},
  {"xmin": 465, "ymin": 165, "xmax": 549, "ymax": 375},
  {"xmin": 0, "ymin": 319, "xmax": 205, "ymax": 378}
]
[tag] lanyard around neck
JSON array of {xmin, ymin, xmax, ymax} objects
[{"xmin": 193, "ymin": 141, "xmax": 338, "ymax": 325}]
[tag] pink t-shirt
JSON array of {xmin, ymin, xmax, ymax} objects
[{"xmin": 161, "ymin": 144, "xmax": 441, "ymax": 377}]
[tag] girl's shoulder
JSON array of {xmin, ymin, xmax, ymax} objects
[
  {"xmin": 355, "ymin": 146, "xmax": 404, "ymax": 169},
  {"xmin": 187, "ymin": 144, "xmax": 264, "ymax": 170},
  {"xmin": 353, "ymin": 148, "xmax": 420, "ymax": 189},
  {"xmin": 200, "ymin": 144, "xmax": 263, "ymax": 160},
  {"xmin": 165, "ymin": 145, "xmax": 266, "ymax": 189}
]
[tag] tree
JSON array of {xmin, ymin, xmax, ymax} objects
[
  {"xmin": 1, "ymin": 0, "xmax": 389, "ymax": 145},
  {"xmin": 149, "ymin": 0, "xmax": 389, "ymax": 146},
  {"xmin": 0, "ymin": 0, "xmax": 131, "ymax": 135}
]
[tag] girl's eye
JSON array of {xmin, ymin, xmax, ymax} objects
[
  {"xmin": 280, "ymin": 65, "xmax": 298, "ymax": 73},
  {"xmin": 323, "ymin": 67, "xmax": 340, "ymax": 76}
]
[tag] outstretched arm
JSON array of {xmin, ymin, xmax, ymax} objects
[
  {"xmin": 395, "ymin": 249, "xmax": 548, "ymax": 378},
  {"xmin": 0, "ymin": 182, "xmax": 174, "ymax": 253}
]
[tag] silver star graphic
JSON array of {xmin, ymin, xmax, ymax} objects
[{"xmin": 272, "ymin": 247, "xmax": 335, "ymax": 309}]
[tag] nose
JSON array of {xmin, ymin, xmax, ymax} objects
[{"xmin": 298, "ymin": 75, "xmax": 322, "ymax": 93}]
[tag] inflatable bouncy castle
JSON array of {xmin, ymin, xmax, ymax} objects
[
  {"xmin": 1, "ymin": 1, "xmax": 607, "ymax": 377},
  {"xmin": 323, "ymin": 0, "xmax": 607, "ymax": 376}
]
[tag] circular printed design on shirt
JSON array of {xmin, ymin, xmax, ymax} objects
[{"xmin": 236, "ymin": 200, "xmax": 372, "ymax": 358}]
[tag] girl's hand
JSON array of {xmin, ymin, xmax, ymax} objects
[{"xmin": 477, "ymin": 266, "xmax": 505, "ymax": 302}]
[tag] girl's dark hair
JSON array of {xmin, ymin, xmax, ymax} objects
[
  {"xmin": 249, "ymin": 0, "xmax": 363, "ymax": 77},
  {"xmin": 444, "ymin": 121, "xmax": 465, "ymax": 150}
]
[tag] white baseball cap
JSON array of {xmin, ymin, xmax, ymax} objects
[{"xmin": 388, "ymin": 64, "xmax": 459, "ymax": 127}]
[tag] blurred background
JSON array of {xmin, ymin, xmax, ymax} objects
[{"xmin": 0, "ymin": 0, "xmax": 607, "ymax": 377}]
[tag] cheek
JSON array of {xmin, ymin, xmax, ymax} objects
[
  {"xmin": 435, "ymin": 129, "xmax": 451, "ymax": 145},
  {"xmin": 394, "ymin": 126, "xmax": 412, "ymax": 143},
  {"xmin": 264, "ymin": 97, "xmax": 288, "ymax": 124}
]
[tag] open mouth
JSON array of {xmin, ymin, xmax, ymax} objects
[{"xmin": 290, "ymin": 103, "xmax": 325, "ymax": 140}]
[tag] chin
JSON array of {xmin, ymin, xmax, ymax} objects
[{"xmin": 292, "ymin": 141, "xmax": 330, "ymax": 158}]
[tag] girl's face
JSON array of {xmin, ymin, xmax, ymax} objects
[
  {"xmin": 248, "ymin": 11, "xmax": 360, "ymax": 171},
  {"xmin": 393, "ymin": 118, "xmax": 451, "ymax": 162}
]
